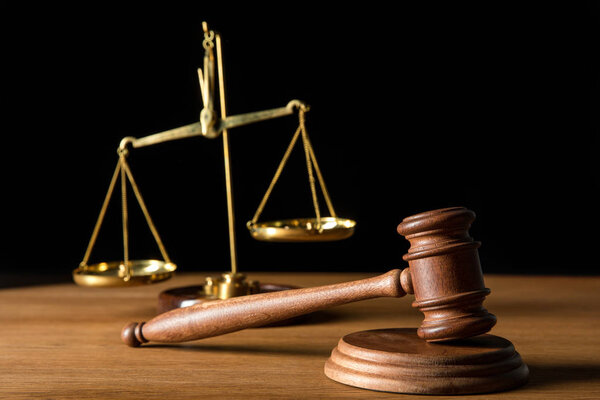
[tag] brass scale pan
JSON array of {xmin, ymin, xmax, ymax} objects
[
  {"xmin": 248, "ymin": 217, "xmax": 356, "ymax": 242},
  {"xmin": 74, "ymin": 219, "xmax": 355, "ymax": 287},
  {"xmin": 73, "ymin": 260, "xmax": 177, "ymax": 288}
]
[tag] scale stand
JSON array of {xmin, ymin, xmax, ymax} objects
[{"xmin": 74, "ymin": 22, "xmax": 356, "ymax": 316}]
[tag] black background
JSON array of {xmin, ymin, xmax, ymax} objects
[{"xmin": 1, "ymin": 2, "xmax": 598, "ymax": 281}]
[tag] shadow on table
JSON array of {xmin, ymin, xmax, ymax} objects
[
  {"xmin": 145, "ymin": 342, "xmax": 335, "ymax": 358},
  {"xmin": 526, "ymin": 363, "xmax": 600, "ymax": 389}
]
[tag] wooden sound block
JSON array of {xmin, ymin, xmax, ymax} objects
[
  {"xmin": 157, "ymin": 283, "xmax": 311, "ymax": 326},
  {"xmin": 324, "ymin": 328, "xmax": 529, "ymax": 395}
]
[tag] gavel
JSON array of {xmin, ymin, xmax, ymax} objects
[{"xmin": 122, "ymin": 207, "xmax": 496, "ymax": 346}]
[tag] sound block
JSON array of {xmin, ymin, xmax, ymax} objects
[
  {"xmin": 324, "ymin": 328, "xmax": 529, "ymax": 395},
  {"xmin": 157, "ymin": 283, "xmax": 310, "ymax": 326}
]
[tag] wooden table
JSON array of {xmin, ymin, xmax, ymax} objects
[{"xmin": 1, "ymin": 272, "xmax": 599, "ymax": 399}]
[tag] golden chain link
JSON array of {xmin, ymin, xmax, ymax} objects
[{"xmin": 203, "ymin": 29, "xmax": 215, "ymax": 50}]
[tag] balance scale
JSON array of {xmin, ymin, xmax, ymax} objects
[{"xmin": 73, "ymin": 21, "xmax": 356, "ymax": 308}]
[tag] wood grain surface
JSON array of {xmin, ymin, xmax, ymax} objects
[{"xmin": 1, "ymin": 272, "xmax": 599, "ymax": 399}]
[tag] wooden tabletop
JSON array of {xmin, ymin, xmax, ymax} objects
[{"xmin": 1, "ymin": 272, "xmax": 599, "ymax": 399}]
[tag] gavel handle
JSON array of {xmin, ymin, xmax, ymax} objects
[{"xmin": 122, "ymin": 269, "xmax": 409, "ymax": 346}]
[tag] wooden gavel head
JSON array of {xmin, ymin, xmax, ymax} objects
[{"xmin": 397, "ymin": 206, "xmax": 497, "ymax": 342}]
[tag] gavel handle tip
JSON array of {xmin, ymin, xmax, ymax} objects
[{"xmin": 122, "ymin": 322, "xmax": 147, "ymax": 347}]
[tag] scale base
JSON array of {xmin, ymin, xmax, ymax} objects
[{"xmin": 324, "ymin": 328, "xmax": 528, "ymax": 395}]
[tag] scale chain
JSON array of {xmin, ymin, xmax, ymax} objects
[
  {"xmin": 120, "ymin": 158, "xmax": 172, "ymax": 264},
  {"xmin": 250, "ymin": 124, "xmax": 303, "ymax": 225},
  {"xmin": 80, "ymin": 158, "xmax": 122, "ymax": 268},
  {"xmin": 305, "ymin": 129, "xmax": 336, "ymax": 219},
  {"xmin": 79, "ymin": 152, "xmax": 171, "ymax": 278},
  {"xmin": 120, "ymin": 153, "xmax": 131, "ymax": 281},
  {"xmin": 250, "ymin": 109, "xmax": 337, "ymax": 227},
  {"xmin": 301, "ymin": 111, "xmax": 321, "ymax": 228}
]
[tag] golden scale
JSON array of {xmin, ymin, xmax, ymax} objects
[{"xmin": 73, "ymin": 22, "xmax": 356, "ymax": 307}]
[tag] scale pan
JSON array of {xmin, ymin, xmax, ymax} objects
[
  {"xmin": 73, "ymin": 260, "xmax": 176, "ymax": 287},
  {"xmin": 248, "ymin": 217, "xmax": 356, "ymax": 242}
]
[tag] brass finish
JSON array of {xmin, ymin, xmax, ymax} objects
[
  {"xmin": 247, "ymin": 107, "xmax": 356, "ymax": 242},
  {"xmin": 216, "ymin": 32, "xmax": 238, "ymax": 274},
  {"xmin": 75, "ymin": 154, "xmax": 175, "ymax": 287},
  {"xmin": 73, "ymin": 260, "xmax": 176, "ymax": 287},
  {"xmin": 248, "ymin": 217, "xmax": 356, "ymax": 242},
  {"xmin": 217, "ymin": 101, "xmax": 305, "ymax": 134},
  {"xmin": 218, "ymin": 273, "xmax": 259, "ymax": 299},
  {"xmin": 200, "ymin": 22, "xmax": 217, "ymax": 137},
  {"xmin": 76, "ymin": 21, "xmax": 355, "ymax": 292},
  {"xmin": 117, "ymin": 100, "xmax": 304, "ymax": 150},
  {"xmin": 198, "ymin": 273, "xmax": 260, "ymax": 300}
]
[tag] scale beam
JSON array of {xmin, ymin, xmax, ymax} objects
[
  {"xmin": 209, "ymin": 99, "xmax": 306, "ymax": 137},
  {"xmin": 119, "ymin": 100, "xmax": 306, "ymax": 151}
]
